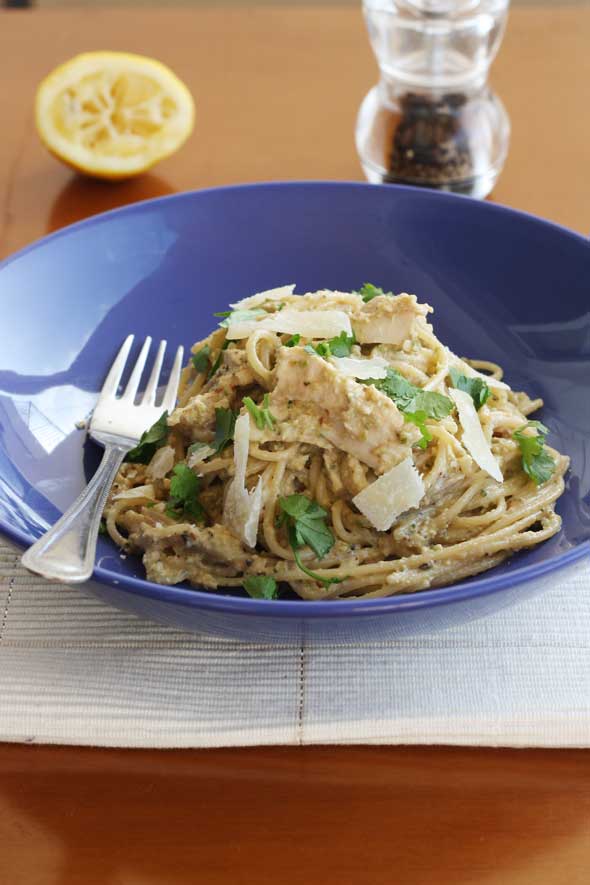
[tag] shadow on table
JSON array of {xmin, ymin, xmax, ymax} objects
[
  {"xmin": 46, "ymin": 172, "xmax": 176, "ymax": 233},
  {"xmin": 1, "ymin": 745, "xmax": 590, "ymax": 884}
]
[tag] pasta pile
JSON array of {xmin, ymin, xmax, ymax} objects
[{"xmin": 104, "ymin": 285, "xmax": 568, "ymax": 600}]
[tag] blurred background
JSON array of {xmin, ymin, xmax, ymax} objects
[{"xmin": 4, "ymin": 0, "xmax": 590, "ymax": 7}]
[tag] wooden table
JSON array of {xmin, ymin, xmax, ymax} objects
[{"xmin": 1, "ymin": 5, "xmax": 590, "ymax": 884}]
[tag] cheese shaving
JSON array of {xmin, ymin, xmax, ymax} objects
[
  {"xmin": 352, "ymin": 457, "xmax": 425, "ymax": 531},
  {"xmin": 230, "ymin": 284, "xmax": 296, "ymax": 310},
  {"xmin": 113, "ymin": 484, "xmax": 155, "ymax": 501},
  {"xmin": 226, "ymin": 309, "xmax": 353, "ymax": 341},
  {"xmin": 449, "ymin": 388, "xmax": 503, "ymax": 482},
  {"xmin": 222, "ymin": 412, "xmax": 263, "ymax": 547},
  {"xmin": 329, "ymin": 355, "xmax": 388, "ymax": 380}
]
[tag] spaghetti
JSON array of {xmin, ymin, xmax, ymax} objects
[{"xmin": 104, "ymin": 286, "xmax": 568, "ymax": 600}]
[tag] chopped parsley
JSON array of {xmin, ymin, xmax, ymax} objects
[
  {"xmin": 278, "ymin": 495, "xmax": 340, "ymax": 587},
  {"xmin": 513, "ymin": 421, "xmax": 556, "ymax": 486},
  {"xmin": 355, "ymin": 283, "xmax": 394, "ymax": 304},
  {"xmin": 284, "ymin": 334, "xmax": 301, "ymax": 347},
  {"xmin": 243, "ymin": 393, "xmax": 276, "ymax": 430},
  {"xmin": 402, "ymin": 410, "xmax": 432, "ymax": 450},
  {"xmin": 165, "ymin": 463, "xmax": 205, "ymax": 522},
  {"xmin": 362, "ymin": 369, "xmax": 452, "ymax": 448},
  {"xmin": 326, "ymin": 330, "xmax": 356, "ymax": 357},
  {"xmin": 125, "ymin": 411, "xmax": 169, "ymax": 464},
  {"xmin": 243, "ymin": 576, "xmax": 279, "ymax": 599},
  {"xmin": 191, "ymin": 345, "xmax": 211, "ymax": 373},
  {"xmin": 304, "ymin": 331, "xmax": 357, "ymax": 360},
  {"xmin": 449, "ymin": 368, "xmax": 491, "ymax": 411},
  {"xmin": 217, "ymin": 308, "xmax": 266, "ymax": 328},
  {"xmin": 304, "ymin": 341, "xmax": 331, "ymax": 358},
  {"xmin": 207, "ymin": 339, "xmax": 230, "ymax": 380},
  {"xmin": 213, "ymin": 407, "xmax": 237, "ymax": 453}
]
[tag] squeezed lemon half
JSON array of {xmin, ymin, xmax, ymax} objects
[{"xmin": 35, "ymin": 51, "xmax": 195, "ymax": 180}]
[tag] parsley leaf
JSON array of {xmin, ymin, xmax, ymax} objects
[
  {"xmin": 207, "ymin": 339, "xmax": 230, "ymax": 380},
  {"xmin": 213, "ymin": 311, "xmax": 232, "ymax": 318},
  {"xmin": 449, "ymin": 368, "xmax": 491, "ymax": 411},
  {"xmin": 218, "ymin": 308, "xmax": 266, "ymax": 328},
  {"xmin": 304, "ymin": 331, "xmax": 356, "ymax": 360},
  {"xmin": 513, "ymin": 421, "xmax": 556, "ymax": 485},
  {"xmin": 243, "ymin": 576, "xmax": 279, "ymax": 599},
  {"xmin": 278, "ymin": 495, "xmax": 340, "ymax": 587},
  {"xmin": 326, "ymin": 331, "xmax": 356, "ymax": 358},
  {"xmin": 304, "ymin": 341, "xmax": 331, "ymax": 358},
  {"xmin": 125, "ymin": 411, "xmax": 169, "ymax": 464},
  {"xmin": 403, "ymin": 410, "xmax": 432, "ymax": 449},
  {"xmin": 355, "ymin": 283, "xmax": 394, "ymax": 304},
  {"xmin": 243, "ymin": 394, "xmax": 276, "ymax": 430},
  {"xmin": 191, "ymin": 345, "xmax": 211, "ymax": 373},
  {"xmin": 284, "ymin": 334, "xmax": 301, "ymax": 347},
  {"xmin": 364, "ymin": 369, "xmax": 453, "ymax": 420},
  {"xmin": 213, "ymin": 407, "xmax": 237, "ymax": 453},
  {"xmin": 166, "ymin": 463, "xmax": 205, "ymax": 522}
]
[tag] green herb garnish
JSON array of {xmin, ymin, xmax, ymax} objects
[
  {"xmin": 98, "ymin": 519, "xmax": 107, "ymax": 536},
  {"xmin": 191, "ymin": 345, "xmax": 211, "ymax": 373},
  {"xmin": 207, "ymin": 339, "xmax": 230, "ymax": 380},
  {"xmin": 304, "ymin": 341, "xmax": 331, "ymax": 358},
  {"xmin": 125, "ymin": 411, "xmax": 169, "ymax": 464},
  {"xmin": 449, "ymin": 368, "xmax": 491, "ymax": 411},
  {"xmin": 304, "ymin": 331, "xmax": 356, "ymax": 360},
  {"xmin": 213, "ymin": 407, "xmax": 237, "ymax": 453},
  {"xmin": 165, "ymin": 463, "xmax": 205, "ymax": 522},
  {"xmin": 284, "ymin": 334, "xmax": 301, "ymax": 347},
  {"xmin": 513, "ymin": 421, "xmax": 556, "ymax": 486},
  {"xmin": 217, "ymin": 308, "xmax": 266, "ymax": 328},
  {"xmin": 243, "ymin": 576, "xmax": 279, "ymax": 599},
  {"xmin": 326, "ymin": 330, "xmax": 356, "ymax": 357},
  {"xmin": 243, "ymin": 394, "xmax": 276, "ymax": 430},
  {"xmin": 362, "ymin": 369, "xmax": 452, "ymax": 449},
  {"xmin": 402, "ymin": 410, "xmax": 432, "ymax": 450},
  {"xmin": 278, "ymin": 495, "xmax": 340, "ymax": 587},
  {"xmin": 355, "ymin": 283, "xmax": 394, "ymax": 304}
]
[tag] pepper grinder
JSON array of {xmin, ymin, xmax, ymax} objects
[{"xmin": 356, "ymin": 0, "xmax": 511, "ymax": 198}]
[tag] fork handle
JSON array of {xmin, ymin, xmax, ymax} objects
[{"xmin": 21, "ymin": 444, "xmax": 128, "ymax": 583}]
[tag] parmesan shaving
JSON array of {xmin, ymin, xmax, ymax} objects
[
  {"xmin": 330, "ymin": 355, "xmax": 388, "ymax": 380},
  {"xmin": 230, "ymin": 284, "xmax": 296, "ymax": 310},
  {"xmin": 352, "ymin": 457, "xmax": 425, "ymax": 531},
  {"xmin": 226, "ymin": 309, "xmax": 353, "ymax": 341},
  {"xmin": 449, "ymin": 388, "xmax": 503, "ymax": 482},
  {"xmin": 147, "ymin": 445, "xmax": 175, "ymax": 480},
  {"xmin": 222, "ymin": 412, "xmax": 263, "ymax": 547},
  {"xmin": 113, "ymin": 484, "xmax": 155, "ymax": 501}
]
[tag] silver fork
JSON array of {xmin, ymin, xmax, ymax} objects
[{"xmin": 21, "ymin": 335, "xmax": 184, "ymax": 583}]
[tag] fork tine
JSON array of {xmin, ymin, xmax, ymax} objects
[
  {"xmin": 121, "ymin": 336, "xmax": 152, "ymax": 402},
  {"xmin": 141, "ymin": 339, "xmax": 167, "ymax": 406},
  {"xmin": 99, "ymin": 335, "xmax": 134, "ymax": 400},
  {"xmin": 161, "ymin": 345, "xmax": 184, "ymax": 412}
]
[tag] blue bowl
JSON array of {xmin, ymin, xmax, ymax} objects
[{"xmin": 1, "ymin": 182, "xmax": 589, "ymax": 641}]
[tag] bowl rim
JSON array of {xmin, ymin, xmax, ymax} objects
[{"xmin": 1, "ymin": 179, "xmax": 589, "ymax": 618}]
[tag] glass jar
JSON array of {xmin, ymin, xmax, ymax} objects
[{"xmin": 356, "ymin": 0, "xmax": 511, "ymax": 198}]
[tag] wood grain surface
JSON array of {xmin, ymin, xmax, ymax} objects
[{"xmin": 1, "ymin": 6, "xmax": 590, "ymax": 884}]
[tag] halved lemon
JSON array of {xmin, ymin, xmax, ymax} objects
[{"xmin": 35, "ymin": 51, "xmax": 195, "ymax": 180}]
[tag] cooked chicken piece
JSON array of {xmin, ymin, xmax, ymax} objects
[
  {"xmin": 351, "ymin": 293, "xmax": 431, "ymax": 345},
  {"xmin": 136, "ymin": 522, "xmax": 267, "ymax": 587},
  {"xmin": 168, "ymin": 348, "xmax": 255, "ymax": 439},
  {"xmin": 270, "ymin": 346, "xmax": 417, "ymax": 472}
]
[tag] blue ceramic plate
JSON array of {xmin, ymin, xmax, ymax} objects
[{"xmin": 1, "ymin": 182, "xmax": 589, "ymax": 641}]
